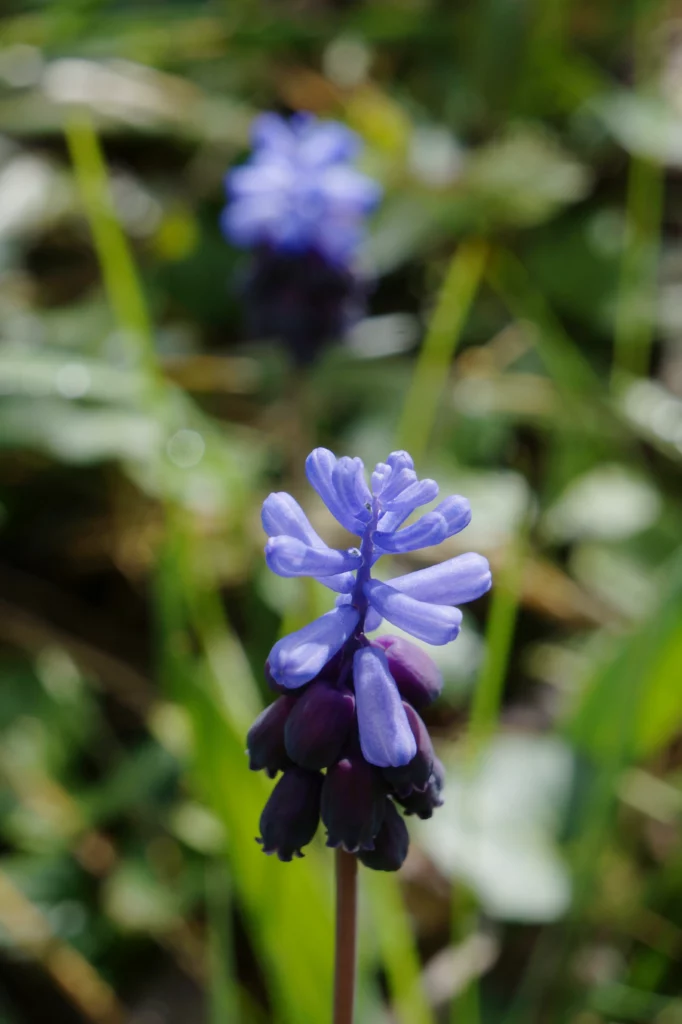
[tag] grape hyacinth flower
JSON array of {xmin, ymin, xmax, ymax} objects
[
  {"xmin": 248, "ymin": 448, "xmax": 492, "ymax": 872},
  {"xmin": 222, "ymin": 112, "xmax": 381, "ymax": 364}
]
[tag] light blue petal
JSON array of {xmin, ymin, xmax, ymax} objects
[
  {"xmin": 268, "ymin": 606, "xmax": 359, "ymax": 688},
  {"xmin": 319, "ymin": 166, "xmax": 382, "ymax": 212},
  {"xmin": 354, "ymin": 647, "xmax": 417, "ymax": 768},
  {"xmin": 374, "ymin": 511, "xmax": 447, "ymax": 554},
  {"xmin": 318, "ymin": 572, "xmax": 356, "ymax": 594},
  {"xmin": 251, "ymin": 112, "xmax": 295, "ymax": 154},
  {"xmin": 387, "ymin": 553, "xmax": 492, "ymax": 606},
  {"xmin": 305, "ymin": 448, "xmax": 366, "ymax": 535},
  {"xmin": 364, "ymin": 579, "xmax": 462, "ymax": 645},
  {"xmin": 332, "ymin": 456, "xmax": 371, "ymax": 521},
  {"xmin": 266, "ymin": 536, "xmax": 362, "ymax": 578},
  {"xmin": 298, "ymin": 122, "xmax": 359, "ymax": 166},
  {"xmin": 381, "ymin": 478, "xmax": 439, "ymax": 513},
  {"xmin": 379, "ymin": 467, "xmax": 417, "ymax": 502},
  {"xmin": 434, "ymin": 495, "xmax": 472, "ymax": 537},
  {"xmin": 371, "ymin": 462, "xmax": 391, "ymax": 495},
  {"xmin": 261, "ymin": 492, "xmax": 326, "ymax": 547},
  {"xmin": 364, "ymin": 606, "xmax": 383, "ymax": 631},
  {"xmin": 386, "ymin": 451, "xmax": 414, "ymax": 473}
]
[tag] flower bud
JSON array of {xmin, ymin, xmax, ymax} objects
[
  {"xmin": 372, "ymin": 635, "xmax": 443, "ymax": 709},
  {"xmin": 246, "ymin": 695, "xmax": 296, "ymax": 777},
  {"xmin": 358, "ymin": 800, "xmax": 409, "ymax": 872},
  {"xmin": 285, "ymin": 680, "xmax": 356, "ymax": 770},
  {"xmin": 257, "ymin": 767, "xmax": 323, "ymax": 861},
  {"xmin": 382, "ymin": 703, "xmax": 434, "ymax": 797},
  {"xmin": 321, "ymin": 754, "xmax": 385, "ymax": 852},
  {"xmin": 397, "ymin": 756, "xmax": 445, "ymax": 819}
]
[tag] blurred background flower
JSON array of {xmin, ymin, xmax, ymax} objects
[{"xmin": 223, "ymin": 112, "xmax": 381, "ymax": 364}]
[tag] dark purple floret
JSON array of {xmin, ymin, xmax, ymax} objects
[
  {"xmin": 372, "ymin": 635, "xmax": 443, "ymax": 709},
  {"xmin": 397, "ymin": 756, "xmax": 445, "ymax": 819},
  {"xmin": 285, "ymin": 680, "xmax": 356, "ymax": 770},
  {"xmin": 358, "ymin": 800, "xmax": 410, "ymax": 872},
  {"xmin": 382, "ymin": 702, "xmax": 435, "ymax": 797},
  {"xmin": 240, "ymin": 247, "xmax": 365, "ymax": 366},
  {"xmin": 246, "ymin": 695, "xmax": 296, "ymax": 777},
  {"xmin": 321, "ymin": 753, "xmax": 386, "ymax": 853},
  {"xmin": 258, "ymin": 767, "xmax": 323, "ymax": 861}
]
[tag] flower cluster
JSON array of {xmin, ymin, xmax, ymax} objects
[
  {"xmin": 247, "ymin": 448, "xmax": 492, "ymax": 870},
  {"xmin": 222, "ymin": 113, "xmax": 381, "ymax": 364}
]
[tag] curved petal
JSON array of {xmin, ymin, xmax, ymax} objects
[
  {"xmin": 353, "ymin": 647, "xmax": 417, "ymax": 767},
  {"xmin": 332, "ymin": 456, "xmax": 372, "ymax": 521},
  {"xmin": 364, "ymin": 606, "xmax": 383, "ymax": 632},
  {"xmin": 381, "ymin": 478, "xmax": 439, "ymax": 513},
  {"xmin": 364, "ymin": 579, "xmax": 462, "ymax": 645},
  {"xmin": 265, "ymin": 536, "xmax": 361, "ymax": 578},
  {"xmin": 318, "ymin": 572, "xmax": 356, "ymax": 594},
  {"xmin": 434, "ymin": 495, "xmax": 472, "ymax": 538},
  {"xmin": 268, "ymin": 606, "xmax": 359, "ymax": 688},
  {"xmin": 374, "ymin": 511, "xmax": 447, "ymax": 554},
  {"xmin": 261, "ymin": 492, "xmax": 326, "ymax": 547},
  {"xmin": 387, "ymin": 553, "xmax": 492, "ymax": 606},
  {"xmin": 305, "ymin": 448, "xmax": 366, "ymax": 534}
]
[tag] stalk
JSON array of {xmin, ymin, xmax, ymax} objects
[{"xmin": 333, "ymin": 850, "xmax": 358, "ymax": 1024}]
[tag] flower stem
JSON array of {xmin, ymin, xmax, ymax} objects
[{"xmin": 333, "ymin": 849, "xmax": 358, "ymax": 1024}]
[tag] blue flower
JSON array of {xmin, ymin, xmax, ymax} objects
[
  {"xmin": 222, "ymin": 112, "xmax": 381, "ymax": 266},
  {"xmin": 262, "ymin": 449, "xmax": 490, "ymax": 764},
  {"xmin": 250, "ymin": 448, "xmax": 491, "ymax": 867}
]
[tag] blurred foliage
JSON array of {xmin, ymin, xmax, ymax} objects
[{"xmin": 0, "ymin": 1, "xmax": 682, "ymax": 1023}]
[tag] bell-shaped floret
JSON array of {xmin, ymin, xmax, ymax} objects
[
  {"xmin": 397, "ymin": 757, "xmax": 445, "ymax": 819},
  {"xmin": 258, "ymin": 767, "xmax": 323, "ymax": 860},
  {"xmin": 358, "ymin": 800, "xmax": 409, "ymax": 872},
  {"xmin": 321, "ymin": 753, "xmax": 386, "ymax": 852},
  {"xmin": 246, "ymin": 695, "xmax": 296, "ymax": 777},
  {"xmin": 285, "ymin": 680, "xmax": 356, "ymax": 770},
  {"xmin": 371, "ymin": 636, "xmax": 443, "ymax": 709}
]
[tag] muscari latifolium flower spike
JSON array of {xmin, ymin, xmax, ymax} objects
[
  {"xmin": 247, "ymin": 449, "xmax": 492, "ymax": 871},
  {"xmin": 222, "ymin": 112, "xmax": 382, "ymax": 365}
]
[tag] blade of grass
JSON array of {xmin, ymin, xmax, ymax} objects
[
  {"xmin": 612, "ymin": 4, "xmax": 664, "ymax": 386},
  {"xmin": 396, "ymin": 239, "xmax": 488, "ymax": 461},
  {"xmin": 64, "ymin": 113, "xmax": 160, "ymax": 387},
  {"xmin": 206, "ymin": 862, "xmax": 240, "ymax": 1024},
  {"xmin": 487, "ymin": 247, "xmax": 605, "ymax": 404},
  {"xmin": 365, "ymin": 871, "xmax": 436, "ymax": 1024},
  {"xmin": 466, "ymin": 510, "xmax": 528, "ymax": 761}
]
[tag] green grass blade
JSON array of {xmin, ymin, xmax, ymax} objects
[
  {"xmin": 396, "ymin": 239, "xmax": 488, "ymax": 461},
  {"xmin": 366, "ymin": 870, "xmax": 436, "ymax": 1024}
]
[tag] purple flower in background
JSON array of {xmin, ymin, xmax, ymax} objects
[
  {"xmin": 248, "ymin": 448, "xmax": 492, "ymax": 869},
  {"xmin": 223, "ymin": 112, "xmax": 381, "ymax": 265},
  {"xmin": 222, "ymin": 113, "xmax": 382, "ymax": 365}
]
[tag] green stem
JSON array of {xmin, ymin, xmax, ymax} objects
[{"xmin": 396, "ymin": 240, "xmax": 488, "ymax": 461}]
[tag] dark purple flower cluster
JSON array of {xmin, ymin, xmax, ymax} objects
[
  {"xmin": 222, "ymin": 113, "xmax": 381, "ymax": 365},
  {"xmin": 247, "ymin": 448, "xmax": 492, "ymax": 871}
]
